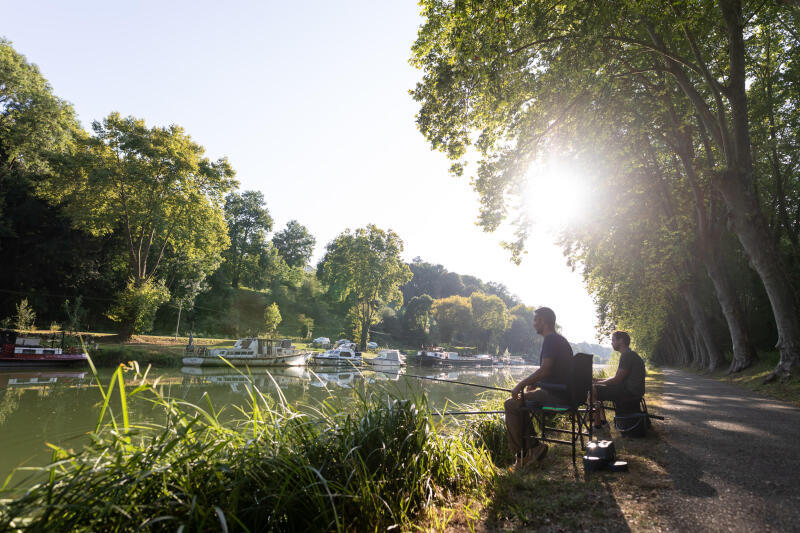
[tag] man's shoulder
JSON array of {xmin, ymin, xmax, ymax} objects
[{"xmin": 543, "ymin": 333, "xmax": 572, "ymax": 353}]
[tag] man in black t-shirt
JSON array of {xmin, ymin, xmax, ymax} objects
[
  {"xmin": 505, "ymin": 307, "xmax": 573, "ymax": 468},
  {"xmin": 592, "ymin": 330, "xmax": 646, "ymax": 427}
]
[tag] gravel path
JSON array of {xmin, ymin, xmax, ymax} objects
[{"xmin": 656, "ymin": 369, "xmax": 800, "ymax": 532}]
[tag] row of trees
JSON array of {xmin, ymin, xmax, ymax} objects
[
  {"xmin": 1, "ymin": 38, "xmax": 562, "ymax": 353},
  {"xmin": 411, "ymin": 0, "xmax": 800, "ymax": 379}
]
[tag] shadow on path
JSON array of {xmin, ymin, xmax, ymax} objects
[{"xmin": 657, "ymin": 369, "xmax": 800, "ymax": 532}]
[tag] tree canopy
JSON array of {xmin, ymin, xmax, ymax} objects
[
  {"xmin": 412, "ymin": 0, "xmax": 800, "ymax": 378},
  {"xmin": 272, "ymin": 220, "xmax": 315, "ymax": 268},
  {"xmin": 318, "ymin": 225, "xmax": 412, "ymax": 350}
]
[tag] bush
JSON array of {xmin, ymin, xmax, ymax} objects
[{"xmin": 107, "ymin": 279, "xmax": 170, "ymax": 336}]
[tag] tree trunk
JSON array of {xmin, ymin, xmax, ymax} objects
[
  {"xmin": 717, "ymin": 0, "xmax": 800, "ymax": 380},
  {"xmin": 701, "ymin": 244, "xmax": 758, "ymax": 373},
  {"xmin": 360, "ymin": 320, "xmax": 370, "ymax": 352},
  {"xmin": 682, "ymin": 286, "xmax": 726, "ymax": 370},
  {"xmin": 716, "ymin": 171, "xmax": 800, "ymax": 379}
]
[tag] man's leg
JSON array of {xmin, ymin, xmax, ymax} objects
[
  {"xmin": 504, "ymin": 396, "xmax": 529, "ymax": 457},
  {"xmin": 592, "ymin": 384, "xmax": 607, "ymax": 425}
]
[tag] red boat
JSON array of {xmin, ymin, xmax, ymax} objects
[{"xmin": 0, "ymin": 330, "xmax": 89, "ymax": 367}]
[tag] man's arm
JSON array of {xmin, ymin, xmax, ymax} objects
[
  {"xmin": 595, "ymin": 367, "xmax": 629, "ymax": 386},
  {"xmin": 511, "ymin": 357, "xmax": 554, "ymax": 400}
]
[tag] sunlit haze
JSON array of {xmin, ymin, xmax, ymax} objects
[{"xmin": 3, "ymin": 1, "xmax": 605, "ymax": 344}]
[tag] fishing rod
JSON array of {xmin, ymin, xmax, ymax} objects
[{"xmin": 365, "ymin": 368, "xmax": 513, "ymax": 393}]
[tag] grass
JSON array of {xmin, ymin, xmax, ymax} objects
[
  {"xmin": 0, "ymin": 360, "xmax": 498, "ymax": 531},
  {"xmin": 698, "ymin": 351, "xmax": 800, "ymax": 406},
  {"xmin": 414, "ymin": 369, "xmax": 672, "ymax": 532}
]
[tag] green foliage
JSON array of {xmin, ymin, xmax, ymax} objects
[
  {"xmin": 107, "ymin": 279, "xmax": 170, "ymax": 336},
  {"xmin": 432, "ymin": 295, "xmax": 473, "ymax": 344},
  {"xmin": 318, "ymin": 225, "xmax": 412, "ymax": 348},
  {"xmin": 470, "ymin": 292, "xmax": 508, "ymax": 353},
  {"xmin": 264, "ymin": 302, "xmax": 282, "ymax": 336},
  {"xmin": 62, "ymin": 296, "xmax": 86, "ymax": 333},
  {"xmin": 272, "ymin": 219, "xmax": 315, "ymax": 268},
  {"xmin": 0, "ymin": 39, "xmax": 79, "ymax": 182},
  {"xmin": 13, "ymin": 298, "xmax": 36, "ymax": 331},
  {"xmin": 297, "ymin": 313, "xmax": 314, "ymax": 339},
  {"xmin": 403, "ymin": 294, "xmax": 434, "ymax": 345},
  {"xmin": 222, "ymin": 190, "xmax": 273, "ymax": 288},
  {"xmin": 34, "ymin": 113, "xmax": 235, "ymax": 337}
]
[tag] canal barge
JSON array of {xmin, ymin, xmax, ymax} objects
[
  {"xmin": 182, "ymin": 337, "xmax": 310, "ymax": 367},
  {"xmin": 0, "ymin": 330, "xmax": 89, "ymax": 367}
]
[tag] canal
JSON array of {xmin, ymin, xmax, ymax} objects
[{"xmin": 0, "ymin": 364, "xmax": 538, "ymax": 484}]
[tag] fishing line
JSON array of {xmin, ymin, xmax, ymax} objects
[{"xmin": 364, "ymin": 368, "xmax": 513, "ymax": 393}]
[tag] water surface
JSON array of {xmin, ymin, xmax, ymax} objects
[{"xmin": 0, "ymin": 364, "xmax": 540, "ymax": 482}]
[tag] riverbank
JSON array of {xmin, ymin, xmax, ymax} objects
[{"xmin": 416, "ymin": 369, "xmax": 670, "ymax": 531}]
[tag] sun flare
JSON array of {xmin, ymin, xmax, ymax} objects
[{"xmin": 524, "ymin": 155, "xmax": 591, "ymax": 231}]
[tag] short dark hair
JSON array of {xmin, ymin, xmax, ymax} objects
[
  {"xmin": 534, "ymin": 307, "xmax": 556, "ymax": 328},
  {"xmin": 612, "ymin": 330, "xmax": 631, "ymax": 347}
]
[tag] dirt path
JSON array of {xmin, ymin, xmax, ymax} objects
[{"xmin": 655, "ymin": 369, "xmax": 800, "ymax": 532}]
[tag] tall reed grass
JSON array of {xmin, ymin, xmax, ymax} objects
[{"xmin": 0, "ymin": 361, "xmax": 497, "ymax": 532}]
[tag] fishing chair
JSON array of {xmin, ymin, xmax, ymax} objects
[{"xmin": 520, "ymin": 353, "xmax": 595, "ymax": 462}]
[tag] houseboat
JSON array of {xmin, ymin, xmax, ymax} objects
[
  {"xmin": 0, "ymin": 330, "xmax": 89, "ymax": 367},
  {"xmin": 182, "ymin": 338, "xmax": 310, "ymax": 367}
]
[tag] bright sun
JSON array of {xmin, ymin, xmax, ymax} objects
[{"xmin": 523, "ymin": 154, "xmax": 590, "ymax": 231}]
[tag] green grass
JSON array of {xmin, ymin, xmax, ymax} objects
[
  {"xmin": 702, "ymin": 351, "xmax": 800, "ymax": 406},
  {"xmin": 416, "ymin": 368, "xmax": 672, "ymax": 532},
  {"xmin": 0, "ymin": 360, "xmax": 498, "ymax": 531}
]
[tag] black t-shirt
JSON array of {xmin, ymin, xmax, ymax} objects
[
  {"xmin": 619, "ymin": 349, "xmax": 646, "ymax": 397},
  {"xmin": 539, "ymin": 333, "xmax": 573, "ymax": 387}
]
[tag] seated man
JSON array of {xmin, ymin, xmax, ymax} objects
[
  {"xmin": 592, "ymin": 330, "xmax": 646, "ymax": 428},
  {"xmin": 505, "ymin": 307, "xmax": 573, "ymax": 468}
]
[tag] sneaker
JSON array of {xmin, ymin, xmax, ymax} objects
[{"xmin": 516, "ymin": 443, "xmax": 548, "ymax": 470}]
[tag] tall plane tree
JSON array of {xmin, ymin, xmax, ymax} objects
[
  {"xmin": 318, "ymin": 225, "xmax": 412, "ymax": 350},
  {"xmin": 38, "ymin": 113, "xmax": 236, "ymax": 339},
  {"xmin": 412, "ymin": 0, "xmax": 800, "ymax": 379}
]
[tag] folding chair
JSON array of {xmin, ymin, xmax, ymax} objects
[{"xmin": 521, "ymin": 353, "xmax": 595, "ymax": 462}]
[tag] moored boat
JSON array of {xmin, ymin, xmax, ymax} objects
[
  {"xmin": 0, "ymin": 330, "xmax": 89, "ymax": 367},
  {"xmin": 417, "ymin": 347, "xmax": 489, "ymax": 367},
  {"xmin": 309, "ymin": 346, "xmax": 362, "ymax": 366},
  {"xmin": 182, "ymin": 338, "xmax": 310, "ymax": 367},
  {"xmin": 364, "ymin": 349, "xmax": 404, "ymax": 369}
]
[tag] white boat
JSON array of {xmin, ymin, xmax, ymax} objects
[
  {"xmin": 364, "ymin": 349, "xmax": 404, "ymax": 369},
  {"xmin": 310, "ymin": 346, "xmax": 362, "ymax": 366},
  {"xmin": 182, "ymin": 338, "xmax": 310, "ymax": 367}
]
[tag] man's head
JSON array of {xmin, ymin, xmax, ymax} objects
[
  {"xmin": 611, "ymin": 330, "xmax": 631, "ymax": 352},
  {"xmin": 533, "ymin": 307, "xmax": 556, "ymax": 335}
]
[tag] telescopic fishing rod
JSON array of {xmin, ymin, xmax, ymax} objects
[{"xmin": 366, "ymin": 368, "xmax": 513, "ymax": 393}]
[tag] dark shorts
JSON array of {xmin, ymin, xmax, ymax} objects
[{"xmin": 596, "ymin": 383, "xmax": 640, "ymax": 403}]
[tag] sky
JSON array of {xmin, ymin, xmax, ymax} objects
[{"xmin": 3, "ymin": 1, "xmax": 605, "ymax": 344}]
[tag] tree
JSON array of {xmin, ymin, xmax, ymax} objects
[
  {"xmin": 412, "ymin": 1, "xmax": 800, "ymax": 378},
  {"xmin": 272, "ymin": 220, "xmax": 315, "ymax": 268},
  {"xmin": 504, "ymin": 305, "xmax": 539, "ymax": 356},
  {"xmin": 318, "ymin": 225, "xmax": 412, "ymax": 350},
  {"xmin": 470, "ymin": 292, "xmax": 508, "ymax": 353},
  {"xmin": 403, "ymin": 294, "xmax": 434, "ymax": 346},
  {"xmin": 223, "ymin": 191, "xmax": 273, "ymax": 288},
  {"xmin": 264, "ymin": 302, "xmax": 282, "ymax": 337},
  {"xmin": 14, "ymin": 298, "xmax": 36, "ymax": 331},
  {"xmin": 431, "ymin": 295, "xmax": 472, "ymax": 344},
  {"xmin": 37, "ymin": 113, "xmax": 236, "ymax": 339}
]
